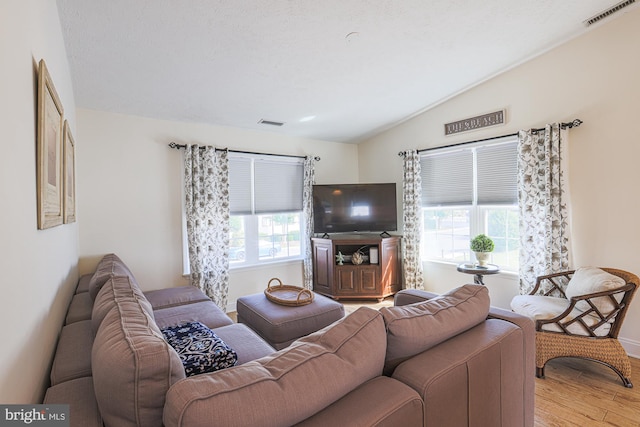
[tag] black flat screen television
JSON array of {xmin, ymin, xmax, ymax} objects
[{"xmin": 313, "ymin": 183, "xmax": 398, "ymax": 234}]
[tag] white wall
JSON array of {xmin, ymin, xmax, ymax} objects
[
  {"xmin": 0, "ymin": 1, "xmax": 78, "ymax": 403},
  {"xmin": 358, "ymin": 7, "xmax": 640, "ymax": 356},
  {"xmin": 76, "ymin": 109, "xmax": 359, "ymax": 310}
]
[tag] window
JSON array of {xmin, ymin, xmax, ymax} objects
[
  {"xmin": 420, "ymin": 136, "xmax": 519, "ymax": 271},
  {"xmin": 227, "ymin": 154, "xmax": 304, "ymax": 267}
]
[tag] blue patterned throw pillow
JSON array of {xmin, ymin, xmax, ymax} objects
[{"xmin": 161, "ymin": 321, "xmax": 238, "ymax": 376}]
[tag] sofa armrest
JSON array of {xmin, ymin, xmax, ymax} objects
[
  {"xmin": 487, "ymin": 306, "xmax": 535, "ymax": 427},
  {"xmin": 392, "ymin": 319, "xmax": 534, "ymax": 427},
  {"xmin": 488, "ymin": 306, "xmax": 535, "ymax": 334}
]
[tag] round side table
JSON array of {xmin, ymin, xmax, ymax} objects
[{"xmin": 456, "ymin": 263, "xmax": 500, "ymax": 285}]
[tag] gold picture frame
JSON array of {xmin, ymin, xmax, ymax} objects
[
  {"xmin": 63, "ymin": 120, "xmax": 76, "ymax": 223},
  {"xmin": 37, "ymin": 59, "xmax": 64, "ymax": 229}
]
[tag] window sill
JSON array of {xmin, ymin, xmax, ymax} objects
[
  {"xmin": 182, "ymin": 257, "xmax": 303, "ymax": 276},
  {"xmin": 422, "ymin": 259, "xmax": 519, "ymax": 278},
  {"xmin": 229, "ymin": 257, "xmax": 303, "ymax": 273}
]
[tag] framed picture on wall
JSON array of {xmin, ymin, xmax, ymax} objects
[
  {"xmin": 37, "ymin": 59, "xmax": 65, "ymax": 229},
  {"xmin": 63, "ymin": 120, "xmax": 76, "ymax": 223}
]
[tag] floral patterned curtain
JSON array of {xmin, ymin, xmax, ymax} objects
[
  {"xmin": 517, "ymin": 124, "xmax": 571, "ymax": 294},
  {"xmin": 184, "ymin": 145, "xmax": 231, "ymax": 309},
  {"xmin": 302, "ymin": 156, "xmax": 316, "ymax": 289},
  {"xmin": 402, "ymin": 150, "xmax": 424, "ymax": 290}
]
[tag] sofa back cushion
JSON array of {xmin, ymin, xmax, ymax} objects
[
  {"xmin": 91, "ymin": 275, "xmax": 154, "ymax": 336},
  {"xmin": 88, "ymin": 253, "xmax": 137, "ymax": 301},
  {"xmin": 381, "ymin": 284, "xmax": 490, "ymax": 374},
  {"xmin": 92, "ymin": 276, "xmax": 185, "ymax": 427},
  {"xmin": 163, "ymin": 307, "xmax": 386, "ymax": 427}
]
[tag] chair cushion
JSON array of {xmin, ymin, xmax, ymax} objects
[
  {"xmin": 380, "ymin": 284, "xmax": 490, "ymax": 374},
  {"xmin": 161, "ymin": 322, "xmax": 238, "ymax": 376},
  {"xmin": 510, "ymin": 294, "xmax": 611, "ymax": 336},
  {"xmin": 163, "ymin": 307, "xmax": 386, "ymax": 427},
  {"xmin": 565, "ymin": 267, "xmax": 625, "ymax": 315}
]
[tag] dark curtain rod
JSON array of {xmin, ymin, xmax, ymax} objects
[
  {"xmin": 398, "ymin": 119, "xmax": 583, "ymax": 156},
  {"xmin": 168, "ymin": 142, "xmax": 320, "ymax": 161}
]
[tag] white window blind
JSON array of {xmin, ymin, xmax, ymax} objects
[
  {"xmin": 476, "ymin": 142, "xmax": 518, "ymax": 205},
  {"xmin": 229, "ymin": 157, "xmax": 253, "ymax": 214},
  {"xmin": 229, "ymin": 154, "xmax": 303, "ymax": 215},
  {"xmin": 420, "ymin": 136, "xmax": 517, "ymax": 207},
  {"xmin": 254, "ymin": 160, "xmax": 303, "ymax": 213},
  {"xmin": 421, "ymin": 149, "xmax": 473, "ymax": 207}
]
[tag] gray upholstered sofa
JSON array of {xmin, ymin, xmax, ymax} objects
[{"xmin": 43, "ymin": 253, "xmax": 534, "ymax": 426}]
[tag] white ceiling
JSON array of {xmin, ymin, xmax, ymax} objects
[{"xmin": 56, "ymin": 0, "xmax": 634, "ymax": 143}]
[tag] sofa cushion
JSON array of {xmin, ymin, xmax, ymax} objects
[
  {"xmin": 144, "ymin": 286, "xmax": 210, "ymax": 309},
  {"xmin": 65, "ymin": 292, "xmax": 93, "ymax": 324},
  {"xmin": 92, "ymin": 275, "xmax": 185, "ymax": 427},
  {"xmin": 75, "ymin": 273, "xmax": 92, "ymax": 294},
  {"xmin": 88, "ymin": 253, "xmax": 137, "ymax": 301},
  {"xmin": 153, "ymin": 300, "xmax": 234, "ymax": 330},
  {"xmin": 295, "ymin": 376, "xmax": 424, "ymax": 427},
  {"xmin": 163, "ymin": 307, "xmax": 386, "ymax": 427},
  {"xmin": 565, "ymin": 267, "xmax": 626, "ymax": 314},
  {"xmin": 50, "ymin": 320, "xmax": 93, "ymax": 385},
  {"xmin": 162, "ymin": 322, "xmax": 238, "ymax": 376},
  {"xmin": 92, "ymin": 275, "xmax": 154, "ymax": 335},
  {"xmin": 43, "ymin": 377, "xmax": 102, "ymax": 427},
  {"xmin": 212, "ymin": 323, "xmax": 276, "ymax": 365},
  {"xmin": 380, "ymin": 284, "xmax": 490, "ymax": 374}
]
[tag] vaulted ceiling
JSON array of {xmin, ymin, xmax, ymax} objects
[{"xmin": 56, "ymin": 0, "xmax": 636, "ymax": 143}]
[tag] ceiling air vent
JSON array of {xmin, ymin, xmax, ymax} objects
[
  {"xmin": 258, "ymin": 119, "xmax": 285, "ymax": 126},
  {"xmin": 584, "ymin": 0, "xmax": 635, "ymax": 26}
]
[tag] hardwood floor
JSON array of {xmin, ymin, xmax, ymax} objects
[{"xmin": 534, "ymin": 357, "xmax": 640, "ymax": 426}]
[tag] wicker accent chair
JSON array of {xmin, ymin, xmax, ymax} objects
[{"xmin": 511, "ymin": 268, "xmax": 638, "ymax": 387}]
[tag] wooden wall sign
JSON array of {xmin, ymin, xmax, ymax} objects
[{"xmin": 444, "ymin": 110, "xmax": 505, "ymax": 135}]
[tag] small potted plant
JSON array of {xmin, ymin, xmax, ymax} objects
[{"xmin": 470, "ymin": 234, "xmax": 494, "ymax": 267}]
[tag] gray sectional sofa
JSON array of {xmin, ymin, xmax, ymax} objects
[{"xmin": 43, "ymin": 253, "xmax": 535, "ymax": 426}]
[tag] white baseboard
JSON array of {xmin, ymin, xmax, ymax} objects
[
  {"xmin": 620, "ymin": 337, "xmax": 640, "ymax": 359},
  {"xmin": 226, "ymin": 300, "xmax": 237, "ymax": 315}
]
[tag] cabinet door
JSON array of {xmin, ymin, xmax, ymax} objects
[
  {"xmin": 313, "ymin": 242, "xmax": 333, "ymax": 294},
  {"xmin": 336, "ymin": 267, "xmax": 357, "ymax": 293},
  {"xmin": 359, "ymin": 267, "xmax": 379, "ymax": 293},
  {"xmin": 381, "ymin": 238, "xmax": 402, "ymax": 293}
]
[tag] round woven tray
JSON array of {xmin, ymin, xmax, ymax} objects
[{"xmin": 264, "ymin": 278, "xmax": 314, "ymax": 306}]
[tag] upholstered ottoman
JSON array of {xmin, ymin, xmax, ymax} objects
[{"xmin": 236, "ymin": 292, "xmax": 345, "ymax": 350}]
